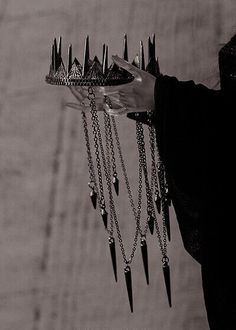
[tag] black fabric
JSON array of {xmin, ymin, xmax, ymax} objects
[{"xmin": 153, "ymin": 75, "xmax": 235, "ymax": 329}]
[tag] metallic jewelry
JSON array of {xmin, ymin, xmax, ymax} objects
[{"xmin": 45, "ymin": 33, "xmax": 171, "ymax": 312}]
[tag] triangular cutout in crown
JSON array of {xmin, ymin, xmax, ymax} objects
[
  {"xmin": 68, "ymin": 58, "xmax": 82, "ymax": 79},
  {"xmin": 85, "ymin": 56, "xmax": 104, "ymax": 80},
  {"xmin": 54, "ymin": 62, "xmax": 66, "ymax": 79}
]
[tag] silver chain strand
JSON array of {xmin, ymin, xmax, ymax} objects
[
  {"xmin": 148, "ymin": 116, "xmax": 160, "ymax": 196},
  {"xmin": 104, "ymin": 112, "xmax": 118, "ymax": 178},
  {"xmin": 88, "ymin": 90, "xmax": 107, "ymax": 211},
  {"xmin": 81, "ymin": 109, "xmax": 99, "ymax": 196},
  {"xmin": 103, "ymin": 111, "xmax": 114, "ymax": 236}
]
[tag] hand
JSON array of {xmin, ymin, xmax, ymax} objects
[
  {"xmin": 100, "ymin": 55, "xmax": 156, "ymax": 116},
  {"xmin": 66, "ymin": 55, "xmax": 156, "ymax": 116}
]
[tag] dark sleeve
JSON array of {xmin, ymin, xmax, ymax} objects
[
  {"xmin": 153, "ymin": 75, "xmax": 222, "ymax": 263},
  {"xmin": 154, "ymin": 76, "xmax": 236, "ymax": 328}
]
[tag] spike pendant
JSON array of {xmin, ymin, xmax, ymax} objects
[
  {"xmin": 148, "ymin": 214, "xmax": 155, "ymax": 235},
  {"xmin": 154, "ymin": 192, "xmax": 161, "ymax": 213},
  {"xmin": 90, "ymin": 189, "xmax": 97, "ymax": 209},
  {"xmin": 112, "ymin": 176, "xmax": 119, "ymax": 195},
  {"xmin": 162, "ymin": 258, "xmax": 172, "ymax": 308},
  {"xmin": 141, "ymin": 237, "xmax": 149, "ymax": 285},
  {"xmin": 124, "ymin": 265, "xmax": 133, "ymax": 313},
  {"xmin": 101, "ymin": 208, "xmax": 108, "ymax": 229},
  {"xmin": 109, "ymin": 237, "xmax": 117, "ymax": 282}
]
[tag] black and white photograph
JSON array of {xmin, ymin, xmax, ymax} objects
[{"xmin": 0, "ymin": 1, "xmax": 235, "ymax": 329}]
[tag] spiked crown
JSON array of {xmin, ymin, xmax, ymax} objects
[{"xmin": 45, "ymin": 34, "xmax": 160, "ymax": 87}]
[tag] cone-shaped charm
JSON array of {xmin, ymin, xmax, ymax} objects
[
  {"xmin": 53, "ymin": 38, "xmax": 58, "ymax": 72},
  {"xmin": 162, "ymin": 258, "xmax": 172, "ymax": 307},
  {"xmin": 68, "ymin": 44, "xmax": 72, "ymax": 73},
  {"xmin": 112, "ymin": 175, "xmax": 119, "ymax": 196},
  {"xmin": 148, "ymin": 214, "xmax": 155, "ymax": 235},
  {"xmin": 141, "ymin": 237, "xmax": 149, "ymax": 285},
  {"xmin": 101, "ymin": 207, "xmax": 108, "ymax": 229},
  {"xmin": 90, "ymin": 188, "xmax": 97, "ymax": 209},
  {"xmin": 124, "ymin": 265, "xmax": 133, "ymax": 313},
  {"xmin": 139, "ymin": 41, "xmax": 145, "ymax": 70},
  {"xmin": 123, "ymin": 34, "xmax": 128, "ymax": 61},
  {"xmin": 102, "ymin": 45, "xmax": 108, "ymax": 75},
  {"xmin": 165, "ymin": 186, "xmax": 171, "ymax": 206},
  {"xmin": 154, "ymin": 192, "xmax": 161, "ymax": 214},
  {"xmin": 58, "ymin": 36, "xmax": 62, "ymax": 58},
  {"xmin": 51, "ymin": 44, "xmax": 54, "ymax": 71},
  {"xmin": 82, "ymin": 35, "xmax": 90, "ymax": 77},
  {"xmin": 163, "ymin": 204, "xmax": 171, "ymax": 241},
  {"xmin": 109, "ymin": 237, "xmax": 117, "ymax": 282}
]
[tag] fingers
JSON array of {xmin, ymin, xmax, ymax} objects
[
  {"xmin": 112, "ymin": 55, "xmax": 142, "ymax": 80},
  {"xmin": 99, "ymin": 82, "xmax": 133, "ymax": 94}
]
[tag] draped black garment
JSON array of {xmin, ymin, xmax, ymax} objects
[{"xmin": 153, "ymin": 75, "xmax": 235, "ymax": 329}]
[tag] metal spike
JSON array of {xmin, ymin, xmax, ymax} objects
[
  {"xmin": 140, "ymin": 237, "xmax": 149, "ymax": 285},
  {"xmin": 148, "ymin": 36, "xmax": 152, "ymax": 62},
  {"xmin": 163, "ymin": 204, "xmax": 171, "ymax": 241},
  {"xmin": 102, "ymin": 45, "xmax": 108, "ymax": 75},
  {"xmin": 165, "ymin": 186, "xmax": 171, "ymax": 206},
  {"xmin": 148, "ymin": 34, "xmax": 155, "ymax": 60},
  {"xmin": 139, "ymin": 41, "xmax": 145, "ymax": 70},
  {"xmin": 151, "ymin": 33, "xmax": 156, "ymax": 58},
  {"xmin": 101, "ymin": 208, "xmax": 108, "ymax": 229},
  {"xmin": 82, "ymin": 35, "xmax": 90, "ymax": 77},
  {"xmin": 90, "ymin": 189, "xmax": 97, "ymax": 209},
  {"xmin": 109, "ymin": 237, "xmax": 117, "ymax": 282},
  {"xmin": 51, "ymin": 44, "xmax": 54, "ymax": 70},
  {"xmin": 162, "ymin": 259, "xmax": 172, "ymax": 307},
  {"xmin": 68, "ymin": 44, "xmax": 72, "ymax": 73},
  {"xmin": 124, "ymin": 265, "xmax": 133, "ymax": 312},
  {"xmin": 154, "ymin": 192, "xmax": 161, "ymax": 213},
  {"xmin": 148, "ymin": 214, "xmax": 154, "ymax": 235},
  {"xmin": 102, "ymin": 43, "xmax": 106, "ymax": 62},
  {"xmin": 123, "ymin": 34, "xmax": 128, "ymax": 61},
  {"xmin": 58, "ymin": 36, "xmax": 62, "ymax": 58},
  {"xmin": 53, "ymin": 38, "xmax": 58, "ymax": 71},
  {"xmin": 112, "ymin": 176, "xmax": 119, "ymax": 195}
]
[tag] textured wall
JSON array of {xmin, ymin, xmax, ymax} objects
[{"xmin": 0, "ymin": 1, "xmax": 235, "ymax": 329}]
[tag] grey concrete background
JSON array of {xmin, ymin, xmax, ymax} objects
[{"xmin": 0, "ymin": 1, "xmax": 235, "ymax": 329}]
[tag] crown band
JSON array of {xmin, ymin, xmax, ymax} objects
[{"xmin": 45, "ymin": 34, "xmax": 160, "ymax": 87}]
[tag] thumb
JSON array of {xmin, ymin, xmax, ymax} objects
[{"xmin": 112, "ymin": 55, "xmax": 141, "ymax": 80}]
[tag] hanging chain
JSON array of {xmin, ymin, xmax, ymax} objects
[
  {"xmin": 136, "ymin": 120, "xmax": 167, "ymax": 257},
  {"xmin": 103, "ymin": 112, "xmax": 118, "ymax": 178},
  {"xmin": 88, "ymin": 88, "xmax": 140, "ymax": 264},
  {"xmin": 88, "ymin": 89, "xmax": 107, "ymax": 211},
  {"xmin": 81, "ymin": 109, "xmax": 99, "ymax": 195},
  {"xmin": 103, "ymin": 111, "xmax": 114, "ymax": 236},
  {"xmin": 148, "ymin": 115, "xmax": 160, "ymax": 196},
  {"xmin": 152, "ymin": 122, "xmax": 169, "ymax": 258}
]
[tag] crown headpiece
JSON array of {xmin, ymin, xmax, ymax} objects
[{"xmin": 45, "ymin": 34, "xmax": 160, "ymax": 87}]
